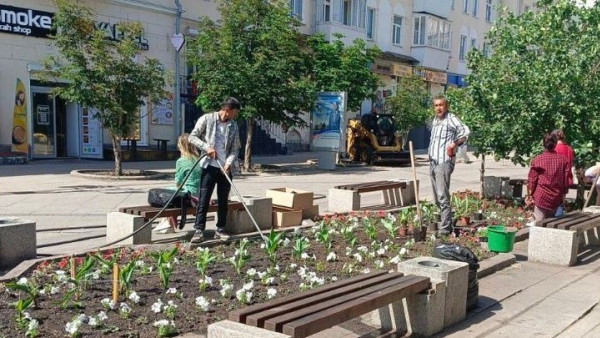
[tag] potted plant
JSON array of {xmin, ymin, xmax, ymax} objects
[
  {"xmin": 420, "ymin": 201, "xmax": 437, "ymax": 233},
  {"xmin": 397, "ymin": 208, "xmax": 411, "ymax": 237}
]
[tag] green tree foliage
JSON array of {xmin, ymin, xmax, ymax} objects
[
  {"xmin": 187, "ymin": 0, "xmax": 315, "ymax": 170},
  {"xmin": 449, "ymin": 0, "xmax": 600, "ymax": 171},
  {"xmin": 44, "ymin": 0, "xmax": 169, "ymax": 175},
  {"xmin": 307, "ymin": 34, "xmax": 382, "ymax": 111},
  {"xmin": 386, "ymin": 73, "xmax": 430, "ymax": 148}
]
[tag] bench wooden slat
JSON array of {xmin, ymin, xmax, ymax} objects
[
  {"xmin": 567, "ymin": 214, "xmax": 600, "ymax": 232},
  {"xmin": 263, "ymin": 274, "xmax": 423, "ymax": 333},
  {"xmin": 334, "ymin": 181, "xmax": 407, "ymax": 194},
  {"xmin": 281, "ymin": 275, "xmax": 430, "ymax": 338},
  {"xmin": 246, "ymin": 272, "xmax": 402, "ymax": 327},
  {"xmin": 538, "ymin": 211, "xmax": 583, "ymax": 228},
  {"xmin": 230, "ymin": 271, "xmax": 390, "ymax": 324},
  {"xmin": 556, "ymin": 213, "xmax": 600, "ymax": 230},
  {"xmin": 545, "ymin": 212, "xmax": 591, "ymax": 229},
  {"xmin": 119, "ymin": 201, "xmax": 244, "ymax": 220}
]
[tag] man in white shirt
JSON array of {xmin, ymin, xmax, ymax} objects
[{"xmin": 428, "ymin": 95, "xmax": 470, "ymax": 236}]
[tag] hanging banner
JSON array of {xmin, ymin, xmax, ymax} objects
[
  {"xmin": 310, "ymin": 92, "xmax": 346, "ymax": 152},
  {"xmin": 151, "ymin": 99, "xmax": 174, "ymax": 125},
  {"xmin": 11, "ymin": 78, "xmax": 29, "ymax": 154},
  {"xmin": 80, "ymin": 107, "xmax": 104, "ymax": 159}
]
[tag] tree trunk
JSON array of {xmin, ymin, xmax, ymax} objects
[
  {"xmin": 575, "ymin": 167, "xmax": 586, "ymax": 207},
  {"xmin": 244, "ymin": 118, "xmax": 254, "ymax": 171},
  {"xmin": 480, "ymin": 153, "xmax": 485, "ymax": 199},
  {"xmin": 111, "ymin": 135, "xmax": 123, "ymax": 176}
]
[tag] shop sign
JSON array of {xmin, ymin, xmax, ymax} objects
[
  {"xmin": 94, "ymin": 21, "xmax": 149, "ymax": 51},
  {"xmin": 394, "ymin": 64, "xmax": 413, "ymax": 78},
  {"xmin": 413, "ymin": 68, "xmax": 447, "ymax": 84},
  {"xmin": 370, "ymin": 60, "xmax": 393, "ymax": 76},
  {"xmin": 0, "ymin": 4, "xmax": 54, "ymax": 38}
]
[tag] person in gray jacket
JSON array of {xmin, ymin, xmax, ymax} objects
[{"xmin": 188, "ymin": 97, "xmax": 241, "ymax": 243}]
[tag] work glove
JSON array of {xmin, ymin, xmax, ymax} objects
[{"xmin": 446, "ymin": 144, "xmax": 456, "ymax": 157}]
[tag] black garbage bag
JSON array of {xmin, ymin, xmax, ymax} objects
[{"xmin": 434, "ymin": 244, "xmax": 480, "ymax": 310}]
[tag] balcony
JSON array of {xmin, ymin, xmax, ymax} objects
[{"xmin": 413, "ymin": 0, "xmax": 452, "ymax": 19}]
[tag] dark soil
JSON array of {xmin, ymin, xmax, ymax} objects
[{"xmin": 0, "ymin": 216, "xmax": 492, "ymax": 337}]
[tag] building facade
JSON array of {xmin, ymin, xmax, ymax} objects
[{"xmin": 0, "ymin": 0, "xmax": 535, "ymax": 159}]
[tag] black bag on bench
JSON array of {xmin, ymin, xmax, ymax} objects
[{"xmin": 147, "ymin": 188, "xmax": 192, "ymax": 229}]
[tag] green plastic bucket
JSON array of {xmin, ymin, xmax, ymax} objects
[{"xmin": 487, "ymin": 225, "xmax": 516, "ymax": 253}]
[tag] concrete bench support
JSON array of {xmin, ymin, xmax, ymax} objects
[
  {"xmin": 328, "ymin": 188, "xmax": 360, "ymax": 212},
  {"xmin": 226, "ymin": 197, "xmax": 272, "ymax": 234},
  {"xmin": 528, "ymin": 226, "xmax": 579, "ymax": 266},
  {"xmin": 208, "ymin": 320, "xmax": 290, "ymax": 338},
  {"xmin": 106, "ymin": 212, "xmax": 151, "ymax": 245},
  {"xmin": 397, "ymin": 256, "xmax": 469, "ymax": 331},
  {"xmin": 0, "ymin": 217, "xmax": 36, "ymax": 269}
]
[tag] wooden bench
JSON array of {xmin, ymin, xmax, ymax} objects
[
  {"xmin": 328, "ymin": 180, "xmax": 413, "ymax": 212},
  {"xmin": 228, "ymin": 270, "xmax": 430, "ymax": 338},
  {"xmin": 153, "ymin": 138, "xmax": 169, "ymax": 160},
  {"xmin": 119, "ymin": 201, "xmax": 244, "ymax": 222},
  {"xmin": 528, "ymin": 211, "xmax": 600, "ymax": 266}
]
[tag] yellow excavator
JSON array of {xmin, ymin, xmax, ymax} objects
[{"xmin": 346, "ymin": 113, "xmax": 411, "ymax": 165}]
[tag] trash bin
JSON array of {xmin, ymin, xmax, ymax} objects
[{"xmin": 434, "ymin": 244, "xmax": 480, "ymax": 311}]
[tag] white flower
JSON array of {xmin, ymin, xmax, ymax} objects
[
  {"xmin": 135, "ymin": 260, "xmax": 146, "ymax": 267},
  {"xmin": 362, "ymin": 268, "xmax": 371, "ymax": 274},
  {"xmin": 267, "ymin": 288, "xmax": 277, "ymax": 299},
  {"xmin": 17, "ymin": 277, "xmax": 28, "ymax": 285},
  {"xmin": 260, "ymin": 243, "xmax": 266, "ymax": 249},
  {"xmin": 200, "ymin": 276, "xmax": 213, "ymax": 287},
  {"xmin": 243, "ymin": 280, "xmax": 254, "ymax": 291},
  {"xmin": 326, "ymin": 252, "xmax": 337, "ymax": 262},
  {"xmin": 101, "ymin": 298, "xmax": 116, "ymax": 310},
  {"xmin": 55, "ymin": 270, "xmax": 68, "ymax": 283},
  {"xmin": 289, "ymin": 263, "xmax": 297, "ymax": 269},
  {"xmin": 246, "ymin": 268, "xmax": 257, "ymax": 277},
  {"xmin": 195, "ymin": 296, "xmax": 210, "ymax": 312},
  {"xmin": 353, "ymin": 253, "xmax": 363, "ymax": 263},
  {"xmin": 399, "ymin": 248, "xmax": 408, "ymax": 256},
  {"xmin": 166, "ymin": 287, "xmax": 177, "ymax": 294},
  {"xmin": 264, "ymin": 277, "xmax": 275, "ymax": 285},
  {"xmin": 301, "ymin": 252, "xmax": 310, "ymax": 260},
  {"xmin": 374, "ymin": 260, "xmax": 384, "ymax": 269},
  {"xmin": 257, "ymin": 271, "xmax": 267, "ymax": 279},
  {"xmin": 97, "ymin": 311, "xmax": 108, "ymax": 321},
  {"xmin": 65, "ymin": 321, "xmax": 80, "ymax": 335},
  {"xmin": 389, "ymin": 255, "xmax": 401, "ymax": 264},
  {"xmin": 120, "ymin": 302, "xmax": 131, "ymax": 314},
  {"xmin": 235, "ymin": 289, "xmax": 253, "ymax": 303},
  {"xmin": 23, "ymin": 312, "xmax": 31, "ymax": 320},
  {"xmin": 357, "ymin": 246, "xmax": 368, "ymax": 253},
  {"xmin": 28, "ymin": 318, "xmax": 39, "ymax": 332},
  {"xmin": 377, "ymin": 248, "xmax": 386, "ymax": 256},
  {"xmin": 386, "ymin": 213, "xmax": 397, "ymax": 222},
  {"xmin": 50, "ymin": 285, "xmax": 60, "ymax": 294},
  {"xmin": 331, "ymin": 276, "xmax": 338, "ymax": 282},
  {"xmin": 283, "ymin": 237, "xmax": 291, "ymax": 247},
  {"xmin": 151, "ymin": 299, "xmax": 164, "ymax": 313},
  {"xmin": 128, "ymin": 291, "xmax": 140, "ymax": 304},
  {"xmin": 90, "ymin": 270, "xmax": 100, "ymax": 280},
  {"xmin": 167, "ymin": 300, "xmax": 178, "ymax": 309},
  {"xmin": 88, "ymin": 317, "xmax": 99, "ymax": 327},
  {"xmin": 153, "ymin": 319, "xmax": 171, "ymax": 327},
  {"xmin": 430, "ymin": 234, "xmax": 436, "ymax": 242}
]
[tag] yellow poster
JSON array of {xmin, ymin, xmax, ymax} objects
[{"xmin": 11, "ymin": 79, "xmax": 28, "ymax": 154}]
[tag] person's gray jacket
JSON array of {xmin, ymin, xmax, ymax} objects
[{"xmin": 189, "ymin": 112, "xmax": 240, "ymax": 172}]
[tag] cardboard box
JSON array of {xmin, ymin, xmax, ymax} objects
[
  {"xmin": 266, "ymin": 188, "xmax": 313, "ymax": 210},
  {"xmin": 272, "ymin": 207, "xmax": 302, "ymax": 228},
  {"xmin": 302, "ymin": 205, "xmax": 319, "ymax": 219}
]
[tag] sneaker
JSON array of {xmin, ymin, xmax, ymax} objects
[
  {"xmin": 214, "ymin": 229, "xmax": 230, "ymax": 240},
  {"xmin": 190, "ymin": 230, "xmax": 205, "ymax": 244}
]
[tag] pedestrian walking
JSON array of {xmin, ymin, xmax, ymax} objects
[
  {"xmin": 188, "ymin": 97, "xmax": 241, "ymax": 243},
  {"xmin": 428, "ymin": 95, "xmax": 470, "ymax": 236}
]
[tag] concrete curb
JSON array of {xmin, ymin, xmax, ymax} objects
[
  {"xmin": 477, "ymin": 253, "xmax": 516, "ymax": 279},
  {"xmin": 70, "ymin": 169, "xmax": 166, "ymax": 180}
]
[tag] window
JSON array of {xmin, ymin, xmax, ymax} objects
[
  {"xmin": 366, "ymin": 8, "xmax": 375, "ymax": 40},
  {"xmin": 485, "ymin": 0, "xmax": 492, "ymax": 21},
  {"xmin": 472, "ymin": 0, "xmax": 478, "ymax": 16},
  {"xmin": 451, "ymin": 0, "xmax": 455, "ymax": 10},
  {"xmin": 323, "ymin": 0, "xmax": 331, "ymax": 22},
  {"xmin": 343, "ymin": 0, "xmax": 351, "ymax": 25},
  {"xmin": 463, "ymin": 0, "xmax": 469, "ymax": 13},
  {"xmin": 459, "ymin": 35, "xmax": 467, "ymax": 61},
  {"xmin": 483, "ymin": 42, "xmax": 490, "ymax": 57},
  {"xmin": 425, "ymin": 17, "xmax": 451, "ymax": 49},
  {"xmin": 471, "ymin": 38, "xmax": 476, "ymax": 49},
  {"xmin": 291, "ymin": 0, "xmax": 302, "ymax": 20},
  {"xmin": 413, "ymin": 16, "xmax": 426, "ymax": 45},
  {"xmin": 392, "ymin": 15, "xmax": 403, "ymax": 45}
]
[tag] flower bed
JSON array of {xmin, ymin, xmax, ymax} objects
[{"xmin": 0, "ymin": 203, "xmax": 517, "ymax": 337}]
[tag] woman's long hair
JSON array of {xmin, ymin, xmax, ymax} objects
[{"xmin": 177, "ymin": 133, "xmax": 200, "ymax": 159}]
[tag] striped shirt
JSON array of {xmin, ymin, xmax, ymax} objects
[{"xmin": 428, "ymin": 112, "xmax": 470, "ymax": 165}]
